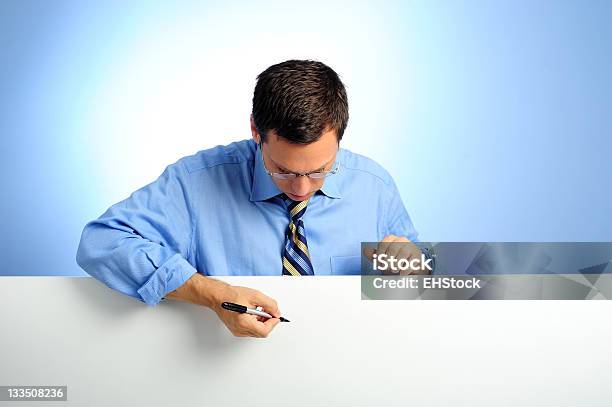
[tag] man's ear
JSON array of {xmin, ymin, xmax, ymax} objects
[{"xmin": 250, "ymin": 115, "xmax": 261, "ymax": 144}]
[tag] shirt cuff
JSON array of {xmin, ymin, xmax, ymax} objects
[{"xmin": 136, "ymin": 253, "xmax": 198, "ymax": 306}]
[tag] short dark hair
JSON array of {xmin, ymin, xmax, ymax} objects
[{"xmin": 252, "ymin": 60, "xmax": 349, "ymax": 144}]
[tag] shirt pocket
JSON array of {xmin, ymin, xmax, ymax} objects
[{"xmin": 330, "ymin": 255, "xmax": 362, "ymax": 275}]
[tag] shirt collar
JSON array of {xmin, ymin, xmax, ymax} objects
[
  {"xmin": 319, "ymin": 161, "xmax": 342, "ymax": 199},
  {"xmin": 250, "ymin": 143, "xmax": 282, "ymax": 202},
  {"xmin": 250, "ymin": 143, "xmax": 342, "ymax": 202}
]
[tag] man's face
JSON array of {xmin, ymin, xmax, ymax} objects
[{"xmin": 252, "ymin": 122, "xmax": 339, "ymax": 202}]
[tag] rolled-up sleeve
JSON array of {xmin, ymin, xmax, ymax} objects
[
  {"xmin": 383, "ymin": 178, "xmax": 419, "ymax": 243},
  {"xmin": 382, "ymin": 178, "xmax": 437, "ymax": 271},
  {"xmin": 76, "ymin": 160, "xmax": 197, "ymax": 306}
]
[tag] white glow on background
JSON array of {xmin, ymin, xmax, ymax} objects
[{"xmin": 82, "ymin": 1, "xmax": 408, "ymax": 204}]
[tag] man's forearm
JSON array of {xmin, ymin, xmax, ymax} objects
[{"xmin": 165, "ymin": 272, "xmax": 229, "ymax": 309}]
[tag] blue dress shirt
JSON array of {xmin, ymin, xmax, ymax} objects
[{"xmin": 76, "ymin": 139, "xmax": 420, "ymax": 305}]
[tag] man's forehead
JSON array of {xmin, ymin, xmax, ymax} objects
[{"xmin": 265, "ymin": 133, "xmax": 338, "ymax": 172}]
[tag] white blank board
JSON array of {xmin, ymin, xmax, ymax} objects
[{"xmin": 1, "ymin": 277, "xmax": 611, "ymax": 406}]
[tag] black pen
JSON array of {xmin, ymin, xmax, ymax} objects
[{"xmin": 221, "ymin": 302, "xmax": 290, "ymax": 322}]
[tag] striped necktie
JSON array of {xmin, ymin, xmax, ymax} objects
[{"xmin": 282, "ymin": 196, "xmax": 314, "ymax": 276}]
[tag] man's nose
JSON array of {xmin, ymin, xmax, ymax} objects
[{"xmin": 291, "ymin": 175, "xmax": 311, "ymax": 196}]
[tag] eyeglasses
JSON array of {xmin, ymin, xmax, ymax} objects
[{"xmin": 260, "ymin": 142, "xmax": 340, "ymax": 180}]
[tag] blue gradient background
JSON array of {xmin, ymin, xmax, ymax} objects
[{"xmin": 1, "ymin": 1, "xmax": 611, "ymax": 276}]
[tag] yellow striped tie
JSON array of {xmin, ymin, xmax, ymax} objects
[{"xmin": 282, "ymin": 196, "xmax": 314, "ymax": 276}]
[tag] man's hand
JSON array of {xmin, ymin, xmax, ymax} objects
[
  {"xmin": 210, "ymin": 284, "xmax": 281, "ymax": 338},
  {"xmin": 165, "ymin": 273, "xmax": 281, "ymax": 338},
  {"xmin": 363, "ymin": 235, "xmax": 430, "ymax": 275}
]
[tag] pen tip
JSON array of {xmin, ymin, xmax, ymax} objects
[{"xmin": 280, "ymin": 317, "xmax": 290, "ymax": 322}]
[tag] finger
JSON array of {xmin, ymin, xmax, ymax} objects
[
  {"xmin": 252, "ymin": 317, "xmax": 280, "ymax": 338},
  {"xmin": 411, "ymin": 255, "xmax": 432, "ymax": 275},
  {"xmin": 399, "ymin": 244, "xmax": 425, "ymax": 275},
  {"xmin": 235, "ymin": 315, "xmax": 263, "ymax": 338},
  {"xmin": 376, "ymin": 235, "xmax": 397, "ymax": 257},
  {"xmin": 396, "ymin": 243, "xmax": 418, "ymax": 262},
  {"xmin": 230, "ymin": 315, "xmax": 253, "ymax": 337},
  {"xmin": 386, "ymin": 236, "xmax": 408, "ymax": 259},
  {"xmin": 262, "ymin": 317, "xmax": 280, "ymax": 333},
  {"xmin": 252, "ymin": 292, "xmax": 280, "ymax": 318},
  {"xmin": 362, "ymin": 246, "xmax": 376, "ymax": 259},
  {"xmin": 246, "ymin": 318, "xmax": 277, "ymax": 338}
]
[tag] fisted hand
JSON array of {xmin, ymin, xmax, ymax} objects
[
  {"xmin": 212, "ymin": 285, "xmax": 281, "ymax": 338},
  {"xmin": 362, "ymin": 235, "xmax": 430, "ymax": 276}
]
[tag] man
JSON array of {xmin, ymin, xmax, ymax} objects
[{"xmin": 76, "ymin": 59, "xmax": 427, "ymax": 338}]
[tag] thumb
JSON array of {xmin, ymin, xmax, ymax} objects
[{"xmin": 363, "ymin": 246, "xmax": 376, "ymax": 259}]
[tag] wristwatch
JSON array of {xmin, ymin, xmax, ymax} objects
[{"xmin": 416, "ymin": 243, "xmax": 437, "ymax": 274}]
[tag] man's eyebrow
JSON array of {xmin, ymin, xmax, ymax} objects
[{"xmin": 272, "ymin": 158, "xmax": 330, "ymax": 174}]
